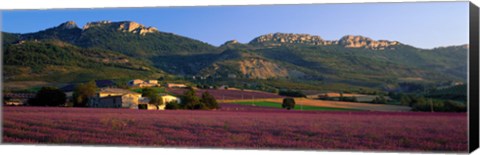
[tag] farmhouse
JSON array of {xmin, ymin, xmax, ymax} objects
[
  {"xmin": 166, "ymin": 83, "xmax": 188, "ymax": 88},
  {"xmin": 128, "ymin": 79, "xmax": 160, "ymax": 88},
  {"xmin": 4, "ymin": 100, "xmax": 24, "ymax": 106},
  {"xmin": 139, "ymin": 94, "xmax": 181, "ymax": 110},
  {"xmin": 3, "ymin": 93, "xmax": 36, "ymax": 106},
  {"xmin": 89, "ymin": 88, "xmax": 142, "ymax": 109},
  {"xmin": 161, "ymin": 94, "xmax": 181, "ymax": 104}
]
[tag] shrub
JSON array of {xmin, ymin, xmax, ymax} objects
[
  {"xmin": 73, "ymin": 81, "xmax": 97, "ymax": 107},
  {"xmin": 138, "ymin": 104, "xmax": 148, "ymax": 110},
  {"xmin": 282, "ymin": 98, "xmax": 296, "ymax": 110},
  {"xmin": 279, "ymin": 90, "xmax": 306, "ymax": 97},
  {"xmin": 142, "ymin": 87, "xmax": 162, "ymax": 106},
  {"xmin": 443, "ymin": 100, "xmax": 466, "ymax": 112},
  {"xmin": 29, "ymin": 87, "xmax": 66, "ymax": 106},
  {"xmin": 371, "ymin": 96, "xmax": 388, "ymax": 104},
  {"xmin": 201, "ymin": 92, "xmax": 219, "ymax": 109},
  {"xmin": 165, "ymin": 101, "xmax": 180, "ymax": 110},
  {"xmin": 400, "ymin": 95, "xmax": 412, "ymax": 106},
  {"xmin": 181, "ymin": 88, "xmax": 201, "ymax": 109}
]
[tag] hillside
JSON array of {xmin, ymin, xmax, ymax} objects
[
  {"xmin": 14, "ymin": 21, "xmax": 219, "ymax": 57},
  {"xmin": 3, "ymin": 39, "xmax": 163, "ymax": 86},
  {"xmin": 195, "ymin": 33, "xmax": 467, "ymax": 90},
  {"xmin": 2, "ymin": 21, "xmax": 468, "ymax": 92}
]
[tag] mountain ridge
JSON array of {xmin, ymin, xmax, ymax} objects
[
  {"xmin": 2, "ymin": 20, "xmax": 468, "ymax": 92},
  {"xmin": 3, "ymin": 20, "xmax": 467, "ymax": 50}
]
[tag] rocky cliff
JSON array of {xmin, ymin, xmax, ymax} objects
[
  {"xmin": 249, "ymin": 33, "xmax": 400, "ymax": 50},
  {"xmin": 83, "ymin": 20, "xmax": 158, "ymax": 35}
]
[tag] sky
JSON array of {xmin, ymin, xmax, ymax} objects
[{"xmin": 1, "ymin": 2, "xmax": 469, "ymax": 49}]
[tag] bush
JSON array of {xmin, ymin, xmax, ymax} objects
[
  {"xmin": 142, "ymin": 87, "xmax": 162, "ymax": 106},
  {"xmin": 181, "ymin": 88, "xmax": 201, "ymax": 109},
  {"xmin": 73, "ymin": 81, "xmax": 97, "ymax": 107},
  {"xmin": 282, "ymin": 98, "xmax": 296, "ymax": 110},
  {"xmin": 443, "ymin": 100, "xmax": 466, "ymax": 112},
  {"xmin": 371, "ymin": 96, "xmax": 388, "ymax": 104},
  {"xmin": 165, "ymin": 101, "xmax": 180, "ymax": 110},
  {"xmin": 177, "ymin": 88, "xmax": 219, "ymax": 110},
  {"xmin": 201, "ymin": 92, "xmax": 219, "ymax": 109},
  {"xmin": 138, "ymin": 104, "xmax": 148, "ymax": 110},
  {"xmin": 29, "ymin": 87, "xmax": 66, "ymax": 106},
  {"xmin": 279, "ymin": 90, "xmax": 306, "ymax": 97},
  {"xmin": 400, "ymin": 95, "xmax": 412, "ymax": 106}
]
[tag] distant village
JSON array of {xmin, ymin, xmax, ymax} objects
[{"xmin": 4, "ymin": 79, "xmax": 190, "ymax": 110}]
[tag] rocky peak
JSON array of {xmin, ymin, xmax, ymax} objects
[
  {"xmin": 249, "ymin": 33, "xmax": 329, "ymax": 46},
  {"xmin": 249, "ymin": 33, "xmax": 400, "ymax": 50},
  {"xmin": 83, "ymin": 20, "xmax": 158, "ymax": 35},
  {"xmin": 338, "ymin": 35, "xmax": 399, "ymax": 50},
  {"xmin": 116, "ymin": 21, "xmax": 158, "ymax": 35},
  {"xmin": 221, "ymin": 40, "xmax": 240, "ymax": 46},
  {"xmin": 57, "ymin": 21, "xmax": 79, "ymax": 29},
  {"xmin": 82, "ymin": 20, "xmax": 112, "ymax": 29}
]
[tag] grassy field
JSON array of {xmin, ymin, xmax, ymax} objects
[
  {"xmin": 232, "ymin": 101, "xmax": 355, "ymax": 111},
  {"xmin": 225, "ymin": 98, "xmax": 411, "ymax": 112}
]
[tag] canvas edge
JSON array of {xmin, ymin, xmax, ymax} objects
[{"xmin": 469, "ymin": 1, "xmax": 480, "ymax": 153}]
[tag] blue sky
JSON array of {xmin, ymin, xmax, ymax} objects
[{"xmin": 1, "ymin": 2, "xmax": 469, "ymax": 48}]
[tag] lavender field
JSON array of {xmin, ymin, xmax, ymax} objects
[{"xmin": 3, "ymin": 106, "xmax": 467, "ymax": 152}]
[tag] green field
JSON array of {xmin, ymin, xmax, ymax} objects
[{"xmin": 232, "ymin": 101, "xmax": 355, "ymax": 111}]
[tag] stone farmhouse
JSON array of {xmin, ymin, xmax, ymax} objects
[
  {"xmin": 128, "ymin": 79, "xmax": 160, "ymax": 88},
  {"xmin": 89, "ymin": 88, "xmax": 144, "ymax": 109}
]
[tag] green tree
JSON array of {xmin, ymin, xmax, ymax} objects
[
  {"xmin": 372, "ymin": 96, "xmax": 388, "ymax": 104},
  {"xmin": 443, "ymin": 100, "xmax": 466, "ymax": 112},
  {"xmin": 282, "ymin": 98, "xmax": 296, "ymax": 110},
  {"xmin": 201, "ymin": 91, "xmax": 219, "ymax": 109},
  {"xmin": 142, "ymin": 88, "xmax": 162, "ymax": 107},
  {"xmin": 411, "ymin": 96, "xmax": 428, "ymax": 111},
  {"xmin": 29, "ymin": 87, "xmax": 66, "ymax": 106},
  {"xmin": 400, "ymin": 95, "xmax": 412, "ymax": 106},
  {"xmin": 73, "ymin": 81, "xmax": 97, "ymax": 107},
  {"xmin": 165, "ymin": 101, "xmax": 180, "ymax": 110},
  {"xmin": 181, "ymin": 88, "xmax": 202, "ymax": 109}
]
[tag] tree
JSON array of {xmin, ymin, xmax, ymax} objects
[
  {"xmin": 400, "ymin": 95, "xmax": 412, "ymax": 106},
  {"xmin": 279, "ymin": 90, "xmax": 306, "ymax": 97},
  {"xmin": 73, "ymin": 81, "xmax": 97, "ymax": 107},
  {"xmin": 443, "ymin": 100, "xmax": 466, "ymax": 112},
  {"xmin": 29, "ymin": 87, "xmax": 66, "ymax": 106},
  {"xmin": 372, "ymin": 96, "xmax": 388, "ymax": 104},
  {"xmin": 142, "ymin": 88, "xmax": 162, "ymax": 107},
  {"xmin": 181, "ymin": 88, "xmax": 201, "ymax": 109},
  {"xmin": 165, "ymin": 101, "xmax": 180, "ymax": 110},
  {"xmin": 282, "ymin": 98, "xmax": 296, "ymax": 110},
  {"xmin": 411, "ymin": 96, "xmax": 428, "ymax": 111},
  {"xmin": 201, "ymin": 92, "xmax": 219, "ymax": 109}
]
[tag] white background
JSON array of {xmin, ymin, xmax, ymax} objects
[{"xmin": 0, "ymin": 0, "xmax": 479, "ymax": 155}]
